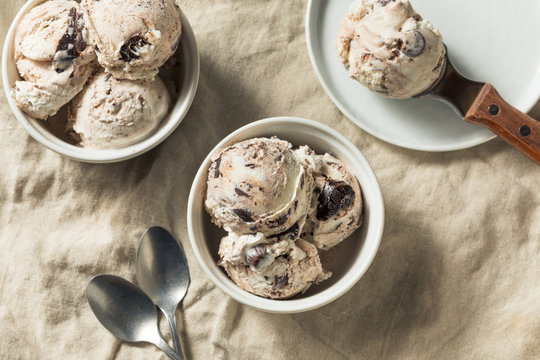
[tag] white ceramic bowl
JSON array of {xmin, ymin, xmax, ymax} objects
[
  {"xmin": 187, "ymin": 117, "xmax": 385, "ymax": 313},
  {"xmin": 1, "ymin": 0, "xmax": 199, "ymax": 163}
]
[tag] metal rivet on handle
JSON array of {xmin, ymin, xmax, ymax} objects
[
  {"xmin": 488, "ymin": 104, "xmax": 500, "ymax": 116},
  {"xmin": 520, "ymin": 125, "xmax": 531, "ymax": 137}
]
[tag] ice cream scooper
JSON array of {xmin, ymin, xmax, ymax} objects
[{"xmin": 422, "ymin": 52, "xmax": 540, "ymax": 164}]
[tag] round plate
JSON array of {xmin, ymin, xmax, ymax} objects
[{"xmin": 306, "ymin": 0, "xmax": 540, "ymax": 151}]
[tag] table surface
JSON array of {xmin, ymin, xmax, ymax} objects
[{"xmin": 1, "ymin": 1, "xmax": 539, "ymax": 359}]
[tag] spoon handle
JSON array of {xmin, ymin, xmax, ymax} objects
[
  {"xmin": 465, "ymin": 83, "xmax": 540, "ymax": 165},
  {"xmin": 165, "ymin": 311, "xmax": 184, "ymax": 359},
  {"xmin": 154, "ymin": 337, "xmax": 183, "ymax": 360}
]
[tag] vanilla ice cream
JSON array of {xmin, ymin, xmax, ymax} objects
[
  {"xmin": 82, "ymin": 0, "xmax": 182, "ymax": 80},
  {"xmin": 336, "ymin": 0, "xmax": 446, "ymax": 98},
  {"xmin": 301, "ymin": 152, "xmax": 363, "ymax": 250},
  {"xmin": 219, "ymin": 235, "xmax": 330, "ymax": 299},
  {"xmin": 12, "ymin": 0, "xmax": 96, "ymax": 119},
  {"xmin": 67, "ymin": 71, "xmax": 170, "ymax": 148},
  {"xmin": 206, "ymin": 137, "xmax": 365, "ymax": 299},
  {"xmin": 205, "ymin": 138, "xmax": 313, "ymax": 237}
]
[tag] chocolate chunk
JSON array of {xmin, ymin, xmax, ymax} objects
[
  {"xmin": 235, "ymin": 188, "xmax": 249, "ymax": 197},
  {"xmin": 245, "ymin": 245, "xmax": 268, "ymax": 269},
  {"xmin": 213, "ymin": 156, "xmax": 222, "ymax": 178},
  {"xmin": 401, "ymin": 30, "xmax": 425, "ymax": 58},
  {"xmin": 119, "ymin": 35, "xmax": 149, "ymax": 62},
  {"xmin": 278, "ymin": 209, "xmax": 291, "ymax": 225},
  {"xmin": 269, "ymin": 223, "xmax": 299, "ymax": 240},
  {"xmin": 245, "ymin": 163, "xmax": 257, "ymax": 168},
  {"xmin": 53, "ymin": 8, "xmax": 86, "ymax": 72},
  {"xmin": 232, "ymin": 208, "xmax": 254, "ymax": 222},
  {"xmin": 316, "ymin": 180, "xmax": 356, "ymax": 221},
  {"xmin": 274, "ymin": 275, "xmax": 289, "ymax": 289}
]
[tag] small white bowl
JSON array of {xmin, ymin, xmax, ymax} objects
[
  {"xmin": 187, "ymin": 117, "xmax": 385, "ymax": 313},
  {"xmin": 1, "ymin": 0, "xmax": 199, "ymax": 163}
]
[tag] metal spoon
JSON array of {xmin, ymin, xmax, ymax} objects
[
  {"xmin": 136, "ymin": 226, "xmax": 190, "ymax": 359},
  {"xmin": 86, "ymin": 275, "xmax": 181, "ymax": 360}
]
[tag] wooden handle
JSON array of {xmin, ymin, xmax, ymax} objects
[{"xmin": 465, "ymin": 83, "xmax": 540, "ymax": 165}]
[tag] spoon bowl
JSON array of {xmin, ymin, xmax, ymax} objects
[
  {"xmin": 86, "ymin": 275, "xmax": 181, "ymax": 360},
  {"xmin": 136, "ymin": 227, "xmax": 190, "ymax": 357}
]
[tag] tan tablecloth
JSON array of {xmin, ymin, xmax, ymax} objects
[{"xmin": 1, "ymin": 0, "xmax": 539, "ymax": 359}]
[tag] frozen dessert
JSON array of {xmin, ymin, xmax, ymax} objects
[
  {"xmin": 205, "ymin": 138, "xmax": 313, "ymax": 237},
  {"xmin": 219, "ymin": 234, "xmax": 330, "ymax": 299},
  {"xmin": 206, "ymin": 137, "xmax": 364, "ymax": 299},
  {"xmin": 300, "ymin": 150, "xmax": 363, "ymax": 250},
  {"xmin": 336, "ymin": 0, "xmax": 446, "ymax": 99},
  {"xmin": 82, "ymin": 0, "xmax": 182, "ymax": 80},
  {"xmin": 12, "ymin": 0, "xmax": 96, "ymax": 119},
  {"xmin": 67, "ymin": 71, "xmax": 170, "ymax": 148},
  {"xmin": 10, "ymin": 0, "xmax": 181, "ymax": 148}
]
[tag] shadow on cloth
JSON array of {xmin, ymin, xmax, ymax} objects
[{"xmin": 290, "ymin": 205, "xmax": 445, "ymax": 358}]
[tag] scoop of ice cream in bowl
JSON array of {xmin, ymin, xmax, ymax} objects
[
  {"xmin": 2, "ymin": 0, "xmax": 199, "ymax": 163},
  {"xmin": 188, "ymin": 117, "xmax": 384, "ymax": 313}
]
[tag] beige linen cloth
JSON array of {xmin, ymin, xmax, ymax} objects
[{"xmin": 1, "ymin": 0, "xmax": 539, "ymax": 359}]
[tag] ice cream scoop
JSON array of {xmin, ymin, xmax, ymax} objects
[
  {"xmin": 338, "ymin": 0, "xmax": 540, "ymax": 165},
  {"xmin": 205, "ymin": 137, "xmax": 313, "ymax": 237},
  {"xmin": 219, "ymin": 236, "xmax": 330, "ymax": 299},
  {"xmin": 12, "ymin": 0, "xmax": 95, "ymax": 119},
  {"xmin": 205, "ymin": 137, "xmax": 365, "ymax": 299},
  {"xmin": 67, "ymin": 71, "xmax": 171, "ymax": 148},
  {"xmin": 337, "ymin": 0, "xmax": 445, "ymax": 99},
  {"xmin": 420, "ymin": 54, "xmax": 540, "ymax": 165},
  {"xmin": 82, "ymin": 0, "xmax": 182, "ymax": 80},
  {"xmin": 301, "ymin": 152, "xmax": 363, "ymax": 250}
]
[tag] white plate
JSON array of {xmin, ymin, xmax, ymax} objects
[{"xmin": 306, "ymin": 0, "xmax": 540, "ymax": 151}]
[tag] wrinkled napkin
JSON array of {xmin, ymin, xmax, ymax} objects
[{"xmin": 0, "ymin": 0, "xmax": 539, "ymax": 359}]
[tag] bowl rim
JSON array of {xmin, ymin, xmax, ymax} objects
[
  {"xmin": 187, "ymin": 117, "xmax": 385, "ymax": 313},
  {"xmin": 1, "ymin": 0, "xmax": 200, "ymax": 163}
]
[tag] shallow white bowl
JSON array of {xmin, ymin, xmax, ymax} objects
[
  {"xmin": 187, "ymin": 117, "xmax": 385, "ymax": 313},
  {"xmin": 1, "ymin": 0, "xmax": 199, "ymax": 163}
]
